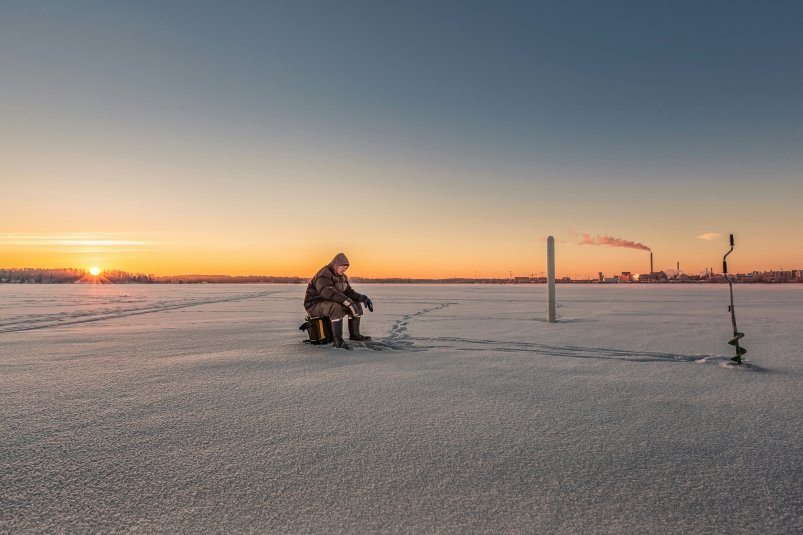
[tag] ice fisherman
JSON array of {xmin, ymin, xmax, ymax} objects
[{"xmin": 304, "ymin": 253, "xmax": 373, "ymax": 350}]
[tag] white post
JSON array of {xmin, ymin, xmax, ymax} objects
[{"xmin": 547, "ymin": 236, "xmax": 556, "ymax": 323}]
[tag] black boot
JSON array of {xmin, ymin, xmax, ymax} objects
[
  {"xmin": 348, "ymin": 316, "xmax": 372, "ymax": 341},
  {"xmin": 331, "ymin": 319, "xmax": 352, "ymax": 350}
]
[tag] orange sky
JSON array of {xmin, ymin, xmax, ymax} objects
[
  {"xmin": 1, "ymin": 148, "xmax": 800, "ymax": 278},
  {"xmin": 0, "ymin": 228, "xmax": 796, "ymax": 280},
  {"xmin": 3, "ymin": 145, "xmax": 799, "ymax": 279}
]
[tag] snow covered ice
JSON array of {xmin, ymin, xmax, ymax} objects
[{"xmin": 2, "ymin": 283, "xmax": 801, "ymax": 533}]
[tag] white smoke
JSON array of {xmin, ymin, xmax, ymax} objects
[{"xmin": 579, "ymin": 234, "xmax": 651, "ymax": 252}]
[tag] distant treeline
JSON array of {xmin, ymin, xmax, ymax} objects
[
  {"xmin": 1, "ymin": 268, "xmax": 157, "ymax": 284},
  {"xmin": 157, "ymin": 274, "xmax": 306, "ymax": 284},
  {"xmin": 350, "ymin": 277, "xmax": 522, "ymax": 284},
  {"xmin": 0, "ymin": 268, "xmax": 505, "ymax": 284},
  {"xmin": 0, "ymin": 268, "xmax": 304, "ymax": 284}
]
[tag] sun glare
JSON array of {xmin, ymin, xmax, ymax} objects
[{"xmin": 89, "ymin": 266, "xmax": 101, "ymax": 276}]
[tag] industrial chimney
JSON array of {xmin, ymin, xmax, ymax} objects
[{"xmin": 650, "ymin": 252, "xmax": 654, "ymax": 274}]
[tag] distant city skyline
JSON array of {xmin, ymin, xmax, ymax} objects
[{"xmin": 2, "ymin": 1, "xmax": 801, "ymax": 278}]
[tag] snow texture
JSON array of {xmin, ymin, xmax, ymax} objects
[{"xmin": 2, "ymin": 284, "xmax": 802, "ymax": 534}]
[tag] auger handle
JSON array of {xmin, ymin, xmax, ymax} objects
[{"xmin": 723, "ymin": 234, "xmax": 735, "ymax": 274}]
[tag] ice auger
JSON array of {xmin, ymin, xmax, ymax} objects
[{"xmin": 723, "ymin": 234, "xmax": 746, "ymax": 364}]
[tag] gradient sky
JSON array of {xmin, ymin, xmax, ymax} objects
[{"xmin": 2, "ymin": 1, "xmax": 802, "ymax": 278}]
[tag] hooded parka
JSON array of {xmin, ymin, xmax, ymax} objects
[{"xmin": 304, "ymin": 253, "xmax": 365, "ymax": 315}]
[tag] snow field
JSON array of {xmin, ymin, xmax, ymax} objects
[{"xmin": 1, "ymin": 284, "xmax": 801, "ymax": 533}]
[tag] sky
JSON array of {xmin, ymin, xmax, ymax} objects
[{"xmin": 1, "ymin": 0, "xmax": 802, "ymax": 279}]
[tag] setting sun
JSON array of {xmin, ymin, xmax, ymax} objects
[{"xmin": 89, "ymin": 266, "xmax": 101, "ymax": 276}]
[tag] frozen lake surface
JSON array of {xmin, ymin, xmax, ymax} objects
[{"xmin": 2, "ymin": 283, "xmax": 801, "ymax": 533}]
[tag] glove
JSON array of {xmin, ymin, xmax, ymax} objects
[
  {"xmin": 360, "ymin": 295, "xmax": 373, "ymax": 312},
  {"xmin": 343, "ymin": 299, "xmax": 360, "ymax": 318}
]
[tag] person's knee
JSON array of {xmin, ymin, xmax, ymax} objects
[{"xmin": 325, "ymin": 302, "xmax": 346, "ymax": 320}]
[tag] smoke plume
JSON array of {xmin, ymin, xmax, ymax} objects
[{"xmin": 579, "ymin": 234, "xmax": 651, "ymax": 252}]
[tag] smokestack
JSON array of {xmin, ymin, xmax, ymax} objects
[{"xmin": 650, "ymin": 252, "xmax": 653, "ymax": 274}]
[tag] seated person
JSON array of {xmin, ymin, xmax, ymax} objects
[{"xmin": 304, "ymin": 253, "xmax": 373, "ymax": 349}]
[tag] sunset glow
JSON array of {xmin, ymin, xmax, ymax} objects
[
  {"xmin": 89, "ymin": 266, "xmax": 101, "ymax": 276},
  {"xmin": 1, "ymin": 3, "xmax": 801, "ymax": 279}
]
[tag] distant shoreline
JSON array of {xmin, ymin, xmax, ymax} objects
[
  {"xmin": 2, "ymin": 268, "xmax": 801, "ymax": 285},
  {"xmin": 1, "ymin": 279, "xmax": 801, "ymax": 285}
]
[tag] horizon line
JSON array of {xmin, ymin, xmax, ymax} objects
[{"xmin": 2, "ymin": 266, "xmax": 801, "ymax": 282}]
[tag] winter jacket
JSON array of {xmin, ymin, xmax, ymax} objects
[{"xmin": 304, "ymin": 253, "xmax": 364, "ymax": 310}]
